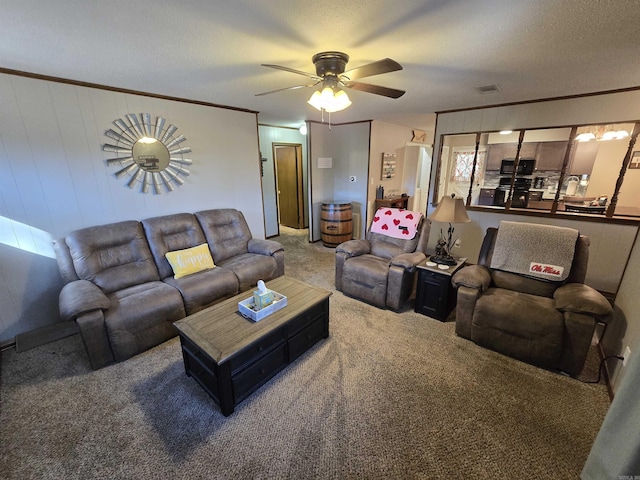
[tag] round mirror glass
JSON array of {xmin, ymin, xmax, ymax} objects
[{"xmin": 132, "ymin": 137, "xmax": 170, "ymax": 172}]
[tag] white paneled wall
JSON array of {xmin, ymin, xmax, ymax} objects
[{"xmin": 0, "ymin": 73, "xmax": 262, "ymax": 344}]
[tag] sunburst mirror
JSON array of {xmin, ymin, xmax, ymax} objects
[{"xmin": 102, "ymin": 113, "xmax": 192, "ymax": 194}]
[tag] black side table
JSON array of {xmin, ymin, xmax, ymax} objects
[{"xmin": 415, "ymin": 258, "xmax": 466, "ymax": 321}]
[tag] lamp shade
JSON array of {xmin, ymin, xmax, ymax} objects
[{"xmin": 429, "ymin": 195, "xmax": 471, "ymax": 223}]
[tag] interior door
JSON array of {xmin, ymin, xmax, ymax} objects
[{"xmin": 274, "ymin": 144, "xmax": 304, "ymax": 229}]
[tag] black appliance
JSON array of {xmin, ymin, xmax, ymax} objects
[
  {"xmin": 534, "ymin": 176, "xmax": 546, "ymax": 189},
  {"xmin": 500, "ymin": 158, "xmax": 536, "ymax": 176},
  {"xmin": 494, "ymin": 177, "xmax": 532, "ymax": 208}
]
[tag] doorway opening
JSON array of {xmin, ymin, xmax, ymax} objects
[{"xmin": 273, "ymin": 143, "xmax": 305, "ymax": 229}]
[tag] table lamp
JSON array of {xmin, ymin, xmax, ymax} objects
[{"xmin": 428, "ymin": 194, "xmax": 471, "ymax": 265}]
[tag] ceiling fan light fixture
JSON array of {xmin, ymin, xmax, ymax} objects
[
  {"xmin": 326, "ymin": 89, "xmax": 352, "ymax": 113},
  {"xmin": 576, "ymin": 132, "xmax": 596, "ymax": 142},
  {"xmin": 320, "ymin": 86, "xmax": 334, "ymax": 103},
  {"xmin": 576, "ymin": 124, "xmax": 630, "ymax": 142},
  {"xmin": 307, "ymin": 87, "xmax": 351, "ymax": 113},
  {"xmin": 615, "ymin": 129, "xmax": 630, "ymax": 140},
  {"xmin": 307, "ymin": 90, "xmax": 324, "ymax": 110}
]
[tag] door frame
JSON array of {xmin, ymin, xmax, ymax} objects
[{"xmin": 273, "ymin": 142, "xmax": 305, "ymax": 229}]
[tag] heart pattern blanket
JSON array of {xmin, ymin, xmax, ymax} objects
[{"xmin": 370, "ymin": 208, "xmax": 423, "ymax": 240}]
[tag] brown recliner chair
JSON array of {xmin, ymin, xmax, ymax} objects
[
  {"xmin": 335, "ymin": 210, "xmax": 430, "ymax": 310},
  {"xmin": 451, "ymin": 221, "xmax": 613, "ymax": 376}
]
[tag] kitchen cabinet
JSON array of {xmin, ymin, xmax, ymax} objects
[
  {"xmin": 478, "ymin": 188, "xmax": 496, "ymax": 205},
  {"xmin": 569, "ymin": 141, "xmax": 598, "ymax": 175},
  {"xmin": 536, "ymin": 141, "xmax": 569, "ymax": 171},
  {"xmin": 528, "ymin": 191, "xmax": 543, "ymax": 201},
  {"xmin": 485, "ymin": 143, "xmax": 539, "ymax": 170}
]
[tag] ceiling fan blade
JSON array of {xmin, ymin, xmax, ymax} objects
[
  {"xmin": 341, "ymin": 58, "xmax": 402, "ymax": 81},
  {"xmin": 261, "ymin": 64, "xmax": 321, "ymax": 80},
  {"xmin": 255, "ymin": 82, "xmax": 320, "ymax": 97},
  {"xmin": 343, "ymin": 81, "xmax": 405, "ymax": 99}
]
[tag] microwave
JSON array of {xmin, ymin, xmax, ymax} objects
[{"xmin": 500, "ymin": 158, "xmax": 536, "ymax": 176}]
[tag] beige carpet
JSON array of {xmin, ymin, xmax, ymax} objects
[{"xmin": 0, "ymin": 226, "xmax": 610, "ymax": 479}]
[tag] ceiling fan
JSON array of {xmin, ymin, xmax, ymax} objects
[{"xmin": 256, "ymin": 51, "xmax": 405, "ymax": 112}]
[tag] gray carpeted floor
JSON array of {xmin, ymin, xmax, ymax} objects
[{"xmin": 1, "ymin": 226, "xmax": 610, "ymax": 479}]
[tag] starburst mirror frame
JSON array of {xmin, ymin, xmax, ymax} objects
[{"xmin": 102, "ymin": 113, "xmax": 192, "ymax": 194}]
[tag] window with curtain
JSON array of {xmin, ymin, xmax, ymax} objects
[{"xmin": 451, "ymin": 149, "xmax": 485, "ymax": 183}]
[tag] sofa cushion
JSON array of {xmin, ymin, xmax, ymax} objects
[
  {"xmin": 216, "ymin": 253, "xmax": 279, "ymax": 292},
  {"xmin": 491, "ymin": 270, "xmax": 559, "ymax": 298},
  {"xmin": 165, "ymin": 243, "xmax": 215, "ymax": 279},
  {"xmin": 142, "ymin": 213, "xmax": 208, "ymax": 280},
  {"xmin": 65, "ymin": 221, "xmax": 159, "ymax": 294},
  {"xmin": 472, "ymin": 288, "xmax": 563, "ymax": 369},
  {"xmin": 164, "ymin": 267, "xmax": 238, "ymax": 315},
  {"xmin": 370, "ymin": 240, "xmax": 404, "ymax": 259},
  {"xmin": 104, "ymin": 282, "xmax": 186, "ymax": 362},
  {"xmin": 195, "ymin": 209, "xmax": 252, "ymax": 262}
]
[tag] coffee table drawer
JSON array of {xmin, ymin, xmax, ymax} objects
[
  {"xmin": 287, "ymin": 300, "xmax": 327, "ymax": 335},
  {"xmin": 289, "ymin": 316, "xmax": 326, "ymax": 361},
  {"xmin": 229, "ymin": 328, "xmax": 286, "ymax": 373},
  {"xmin": 233, "ymin": 343, "xmax": 287, "ymax": 402}
]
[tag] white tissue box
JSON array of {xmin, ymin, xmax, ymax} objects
[{"xmin": 238, "ymin": 291, "xmax": 287, "ymax": 322}]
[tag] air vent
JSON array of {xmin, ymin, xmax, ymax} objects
[{"xmin": 476, "ymin": 84, "xmax": 501, "ymax": 94}]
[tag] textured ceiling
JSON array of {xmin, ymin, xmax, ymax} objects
[{"xmin": 1, "ymin": 0, "xmax": 639, "ymax": 130}]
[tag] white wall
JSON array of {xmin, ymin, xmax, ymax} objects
[
  {"xmin": 258, "ymin": 125, "xmax": 308, "ymax": 237},
  {"xmin": 432, "ymin": 89, "xmax": 640, "ymax": 392},
  {"xmin": 0, "ymin": 73, "xmax": 263, "ymax": 344},
  {"xmin": 309, "ymin": 121, "xmax": 370, "ymax": 241},
  {"xmin": 605, "ymin": 234, "xmax": 640, "ymax": 390},
  {"xmin": 586, "ymin": 137, "xmax": 636, "ymax": 206}
]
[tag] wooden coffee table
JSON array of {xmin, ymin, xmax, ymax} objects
[{"xmin": 174, "ymin": 276, "xmax": 331, "ymax": 416}]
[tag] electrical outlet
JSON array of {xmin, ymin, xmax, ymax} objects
[
  {"xmin": 623, "ymin": 346, "xmax": 631, "ymax": 367},
  {"xmin": 349, "ymin": 176, "xmax": 356, "ymax": 182},
  {"xmin": 454, "ymin": 238, "xmax": 461, "ymax": 248}
]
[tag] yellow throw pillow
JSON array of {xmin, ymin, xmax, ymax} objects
[{"xmin": 165, "ymin": 243, "xmax": 215, "ymax": 279}]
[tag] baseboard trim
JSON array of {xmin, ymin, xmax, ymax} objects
[{"xmin": 14, "ymin": 321, "xmax": 79, "ymax": 353}]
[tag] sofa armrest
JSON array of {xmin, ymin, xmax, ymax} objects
[
  {"xmin": 76, "ymin": 309, "xmax": 115, "ymax": 370},
  {"xmin": 336, "ymin": 239, "xmax": 370, "ymax": 257},
  {"xmin": 59, "ymin": 280, "xmax": 110, "ymax": 322},
  {"xmin": 454, "ymin": 285, "xmax": 484, "ymax": 339},
  {"xmin": 248, "ymin": 238, "xmax": 284, "ymax": 256},
  {"xmin": 452, "ymin": 265, "xmax": 492, "ymax": 292},
  {"xmin": 390, "ymin": 251, "xmax": 427, "ymax": 270},
  {"xmin": 554, "ymin": 283, "xmax": 613, "ymax": 322}
]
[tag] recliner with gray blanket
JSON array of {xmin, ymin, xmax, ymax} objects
[
  {"xmin": 451, "ymin": 221, "xmax": 612, "ymax": 376},
  {"xmin": 54, "ymin": 209, "xmax": 284, "ymax": 369}
]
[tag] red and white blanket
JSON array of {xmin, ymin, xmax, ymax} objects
[{"xmin": 370, "ymin": 208, "xmax": 423, "ymax": 240}]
